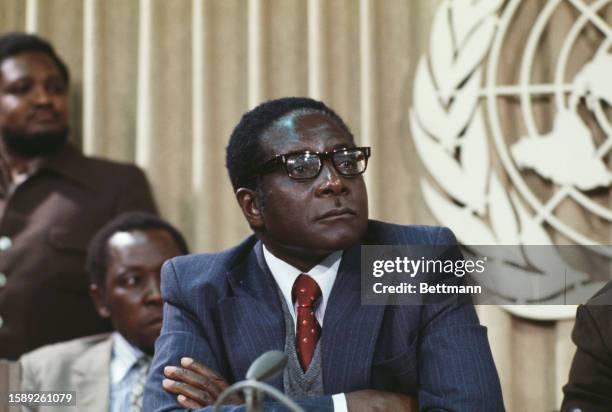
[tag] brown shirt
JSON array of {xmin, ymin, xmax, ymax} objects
[{"xmin": 0, "ymin": 145, "xmax": 157, "ymax": 359}]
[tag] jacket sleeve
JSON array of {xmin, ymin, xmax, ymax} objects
[
  {"xmin": 417, "ymin": 227, "xmax": 505, "ymax": 411},
  {"xmin": 143, "ymin": 259, "xmax": 334, "ymax": 412},
  {"xmin": 562, "ymin": 305, "xmax": 612, "ymax": 412}
]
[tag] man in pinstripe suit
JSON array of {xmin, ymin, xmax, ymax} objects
[{"xmin": 144, "ymin": 97, "xmax": 504, "ymax": 411}]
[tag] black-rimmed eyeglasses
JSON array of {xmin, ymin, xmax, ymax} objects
[{"xmin": 253, "ymin": 147, "xmax": 371, "ymax": 180}]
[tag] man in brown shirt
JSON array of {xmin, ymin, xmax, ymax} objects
[{"xmin": 0, "ymin": 32, "xmax": 157, "ymax": 359}]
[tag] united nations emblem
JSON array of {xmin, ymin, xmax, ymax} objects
[{"xmin": 410, "ymin": 0, "xmax": 612, "ymax": 319}]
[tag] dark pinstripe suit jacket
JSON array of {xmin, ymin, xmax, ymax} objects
[{"xmin": 144, "ymin": 221, "xmax": 504, "ymax": 411}]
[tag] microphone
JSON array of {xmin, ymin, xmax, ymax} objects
[
  {"xmin": 246, "ymin": 350, "xmax": 287, "ymax": 381},
  {"xmin": 245, "ymin": 351, "xmax": 288, "ymax": 411},
  {"xmin": 212, "ymin": 351, "xmax": 304, "ymax": 412}
]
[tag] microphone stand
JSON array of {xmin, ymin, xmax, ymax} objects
[
  {"xmin": 212, "ymin": 380, "xmax": 303, "ymax": 412},
  {"xmin": 212, "ymin": 351, "xmax": 305, "ymax": 412}
]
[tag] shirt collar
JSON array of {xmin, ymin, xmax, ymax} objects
[
  {"xmin": 37, "ymin": 144, "xmax": 94, "ymax": 189},
  {"xmin": 0, "ymin": 153, "xmax": 42, "ymax": 197},
  {"xmin": 0, "ymin": 144, "xmax": 94, "ymax": 197},
  {"xmin": 111, "ymin": 332, "xmax": 147, "ymax": 385},
  {"xmin": 262, "ymin": 244, "xmax": 342, "ymax": 319}
]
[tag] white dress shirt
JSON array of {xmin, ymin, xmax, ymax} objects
[
  {"xmin": 263, "ymin": 245, "xmax": 348, "ymax": 412},
  {"xmin": 6, "ymin": 158, "xmax": 41, "ymax": 196},
  {"xmin": 110, "ymin": 332, "xmax": 148, "ymax": 412}
]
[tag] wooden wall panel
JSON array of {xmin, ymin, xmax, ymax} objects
[
  {"xmin": 0, "ymin": 1, "xmax": 26, "ymax": 33},
  {"xmin": 261, "ymin": 0, "xmax": 308, "ymax": 100},
  {"xmin": 87, "ymin": 0, "xmax": 140, "ymax": 160},
  {"xmin": 555, "ymin": 319, "xmax": 576, "ymax": 407},
  {"xmin": 321, "ymin": 0, "xmax": 360, "ymax": 141},
  {"xmin": 34, "ymin": 0, "xmax": 84, "ymax": 148},
  {"xmin": 147, "ymin": 0, "xmax": 193, "ymax": 234},
  {"xmin": 512, "ymin": 319, "xmax": 557, "ymax": 410},
  {"xmin": 202, "ymin": 0, "xmax": 250, "ymax": 250},
  {"xmin": 372, "ymin": 0, "xmax": 415, "ymax": 224}
]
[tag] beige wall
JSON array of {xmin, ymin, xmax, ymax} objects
[{"xmin": 0, "ymin": 1, "xmax": 590, "ymax": 410}]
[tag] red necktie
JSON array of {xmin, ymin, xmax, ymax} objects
[{"xmin": 292, "ymin": 274, "xmax": 322, "ymax": 371}]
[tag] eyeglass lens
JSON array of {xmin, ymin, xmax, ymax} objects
[
  {"xmin": 285, "ymin": 149, "xmax": 367, "ymax": 179},
  {"xmin": 333, "ymin": 149, "xmax": 367, "ymax": 175},
  {"xmin": 286, "ymin": 153, "xmax": 322, "ymax": 179}
]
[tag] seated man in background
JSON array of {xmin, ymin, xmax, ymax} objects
[
  {"xmin": 562, "ymin": 282, "xmax": 612, "ymax": 412},
  {"xmin": 20, "ymin": 212, "xmax": 188, "ymax": 412},
  {"xmin": 145, "ymin": 97, "xmax": 504, "ymax": 411},
  {"xmin": 0, "ymin": 32, "xmax": 157, "ymax": 359}
]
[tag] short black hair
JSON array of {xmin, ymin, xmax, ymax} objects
[
  {"xmin": 0, "ymin": 32, "xmax": 69, "ymax": 83},
  {"xmin": 86, "ymin": 212, "xmax": 189, "ymax": 287},
  {"xmin": 226, "ymin": 96, "xmax": 353, "ymax": 191}
]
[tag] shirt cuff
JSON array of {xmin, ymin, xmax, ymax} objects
[{"xmin": 331, "ymin": 393, "xmax": 348, "ymax": 412}]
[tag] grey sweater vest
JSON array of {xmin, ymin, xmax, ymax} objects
[{"xmin": 276, "ymin": 289, "xmax": 325, "ymax": 398}]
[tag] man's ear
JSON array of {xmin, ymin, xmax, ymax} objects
[
  {"xmin": 89, "ymin": 284, "xmax": 110, "ymax": 318},
  {"xmin": 236, "ymin": 187, "xmax": 264, "ymax": 230}
]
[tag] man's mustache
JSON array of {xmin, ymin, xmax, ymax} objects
[{"xmin": 26, "ymin": 108, "xmax": 61, "ymax": 122}]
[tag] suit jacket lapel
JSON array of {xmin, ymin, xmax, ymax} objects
[
  {"xmin": 321, "ymin": 243, "xmax": 386, "ymax": 393},
  {"xmin": 72, "ymin": 336, "xmax": 112, "ymax": 412},
  {"xmin": 218, "ymin": 241, "xmax": 285, "ymax": 389}
]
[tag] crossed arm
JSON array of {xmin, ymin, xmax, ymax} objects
[
  {"xmin": 144, "ymin": 298, "xmax": 416, "ymax": 412},
  {"xmin": 143, "ymin": 259, "xmax": 417, "ymax": 412},
  {"xmin": 162, "ymin": 357, "xmax": 417, "ymax": 411},
  {"xmin": 158, "ymin": 302, "xmax": 502, "ymax": 412}
]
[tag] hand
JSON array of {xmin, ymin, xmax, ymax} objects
[
  {"xmin": 162, "ymin": 357, "xmax": 245, "ymax": 409},
  {"xmin": 346, "ymin": 389, "xmax": 418, "ymax": 412}
]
